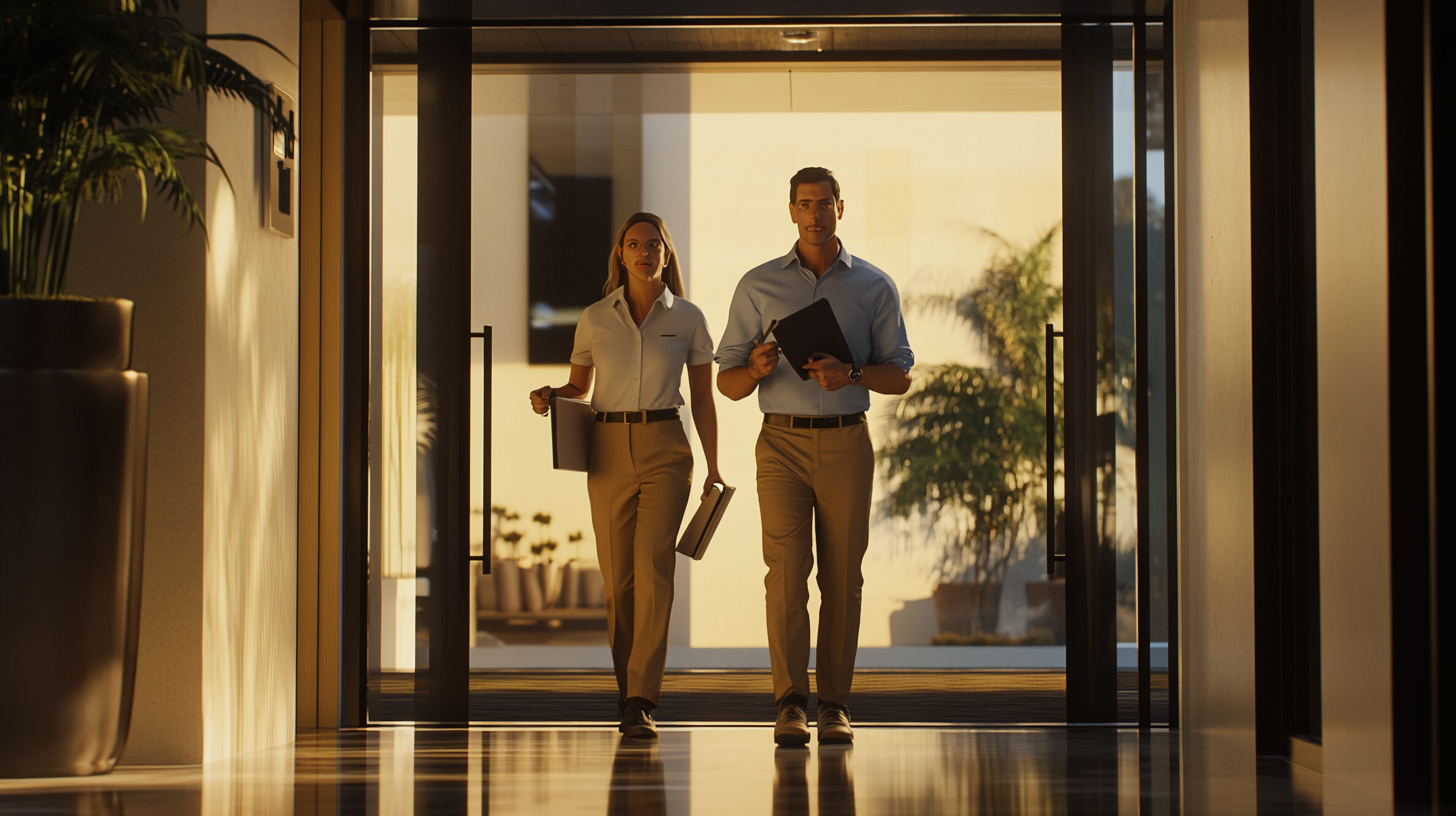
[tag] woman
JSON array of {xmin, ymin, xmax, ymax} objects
[{"xmin": 530, "ymin": 212, "xmax": 721, "ymax": 740}]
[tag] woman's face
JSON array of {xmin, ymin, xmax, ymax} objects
[{"xmin": 619, "ymin": 221, "xmax": 668, "ymax": 286}]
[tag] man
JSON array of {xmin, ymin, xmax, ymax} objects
[{"xmin": 716, "ymin": 167, "xmax": 914, "ymax": 746}]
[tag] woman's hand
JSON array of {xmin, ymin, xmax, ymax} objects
[
  {"xmin": 529, "ymin": 385, "xmax": 555, "ymax": 415},
  {"xmin": 702, "ymin": 470, "xmax": 725, "ymax": 500}
]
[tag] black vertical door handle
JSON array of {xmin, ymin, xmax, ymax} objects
[{"xmin": 1046, "ymin": 323, "xmax": 1065, "ymax": 576}]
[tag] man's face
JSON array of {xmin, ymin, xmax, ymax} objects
[{"xmin": 789, "ymin": 181, "xmax": 845, "ymax": 248}]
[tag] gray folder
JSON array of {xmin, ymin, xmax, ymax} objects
[
  {"xmin": 550, "ymin": 397, "xmax": 595, "ymax": 471},
  {"xmin": 676, "ymin": 483, "xmax": 735, "ymax": 560}
]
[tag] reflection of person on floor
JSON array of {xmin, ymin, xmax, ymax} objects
[
  {"xmin": 530, "ymin": 213, "xmax": 722, "ymax": 739},
  {"xmin": 772, "ymin": 746, "xmax": 858, "ymax": 816},
  {"xmin": 608, "ymin": 739, "xmax": 667, "ymax": 816},
  {"xmin": 772, "ymin": 748, "xmax": 809, "ymax": 815},
  {"xmin": 717, "ymin": 168, "xmax": 914, "ymax": 746}
]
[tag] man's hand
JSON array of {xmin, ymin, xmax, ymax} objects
[
  {"xmin": 529, "ymin": 385, "xmax": 554, "ymax": 415},
  {"xmin": 802, "ymin": 354, "xmax": 852, "ymax": 391},
  {"xmin": 748, "ymin": 341, "xmax": 780, "ymax": 380}
]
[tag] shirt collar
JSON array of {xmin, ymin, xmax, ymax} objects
[
  {"xmin": 610, "ymin": 282, "xmax": 675, "ymax": 311},
  {"xmin": 779, "ymin": 240, "xmax": 854, "ymax": 274}
]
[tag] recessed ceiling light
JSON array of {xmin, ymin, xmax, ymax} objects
[{"xmin": 781, "ymin": 30, "xmax": 817, "ymax": 45}]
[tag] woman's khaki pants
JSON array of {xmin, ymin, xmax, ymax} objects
[{"xmin": 587, "ymin": 420, "xmax": 693, "ymax": 707}]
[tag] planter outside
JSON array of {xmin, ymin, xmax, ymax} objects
[
  {"xmin": 1024, "ymin": 579, "xmax": 1067, "ymax": 645},
  {"xmin": 0, "ymin": 298, "xmax": 149, "ymax": 777},
  {"xmin": 495, "ymin": 559, "xmax": 522, "ymax": 613},
  {"xmin": 931, "ymin": 581, "xmax": 1003, "ymax": 637}
]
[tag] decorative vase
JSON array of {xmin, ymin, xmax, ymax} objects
[
  {"xmin": 931, "ymin": 581, "xmax": 1004, "ymax": 637},
  {"xmin": 495, "ymin": 559, "xmax": 522, "ymax": 613},
  {"xmin": 521, "ymin": 563, "xmax": 545, "ymax": 612},
  {"xmin": 579, "ymin": 566, "xmax": 606, "ymax": 608},
  {"xmin": 476, "ymin": 565, "xmax": 497, "ymax": 613},
  {"xmin": 0, "ymin": 298, "xmax": 149, "ymax": 777},
  {"xmin": 559, "ymin": 561, "xmax": 579, "ymax": 609}
]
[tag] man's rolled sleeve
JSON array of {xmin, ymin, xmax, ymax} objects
[
  {"xmin": 713, "ymin": 279, "xmax": 760, "ymax": 370},
  {"xmin": 869, "ymin": 283, "xmax": 915, "ymax": 373}
]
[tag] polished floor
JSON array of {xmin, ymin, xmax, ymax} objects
[
  {"xmin": 0, "ymin": 726, "xmax": 1344, "ymax": 815},
  {"xmin": 372, "ymin": 670, "xmax": 1169, "ymax": 724}
]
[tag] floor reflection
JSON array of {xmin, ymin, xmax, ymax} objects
[{"xmin": 0, "ymin": 726, "xmax": 1329, "ymax": 815}]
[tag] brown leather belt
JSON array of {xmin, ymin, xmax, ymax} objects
[
  {"xmin": 763, "ymin": 412, "xmax": 866, "ymax": 429},
  {"xmin": 595, "ymin": 408, "xmax": 679, "ymax": 424}
]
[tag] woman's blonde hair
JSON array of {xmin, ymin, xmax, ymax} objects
[{"xmin": 603, "ymin": 212, "xmax": 684, "ymax": 298}]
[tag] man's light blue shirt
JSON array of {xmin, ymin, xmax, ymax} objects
[{"xmin": 715, "ymin": 241, "xmax": 914, "ymax": 416}]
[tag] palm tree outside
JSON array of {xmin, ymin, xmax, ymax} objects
[{"xmin": 879, "ymin": 224, "xmax": 1062, "ymax": 637}]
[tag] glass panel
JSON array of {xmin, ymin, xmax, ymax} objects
[
  {"xmin": 369, "ymin": 30, "xmax": 1081, "ymax": 723},
  {"xmin": 461, "ymin": 65, "xmax": 1066, "ymax": 715},
  {"xmin": 1110, "ymin": 56, "xmax": 1138, "ymax": 721},
  {"xmin": 1145, "ymin": 22, "xmax": 1171, "ymax": 724},
  {"xmin": 369, "ymin": 68, "xmax": 419, "ymax": 720}
]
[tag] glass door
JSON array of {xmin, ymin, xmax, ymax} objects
[
  {"xmin": 364, "ymin": 11, "xmax": 1175, "ymax": 727},
  {"xmin": 1058, "ymin": 11, "xmax": 1173, "ymax": 726}
]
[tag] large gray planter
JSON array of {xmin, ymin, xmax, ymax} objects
[{"xmin": 0, "ymin": 298, "xmax": 149, "ymax": 777}]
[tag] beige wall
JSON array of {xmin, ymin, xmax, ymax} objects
[
  {"xmin": 201, "ymin": 0, "xmax": 300, "ymax": 761},
  {"xmin": 64, "ymin": 0, "xmax": 299, "ymax": 764},
  {"xmin": 1173, "ymin": 1, "xmax": 1257, "ymax": 812},
  {"xmin": 1313, "ymin": 0, "xmax": 1393, "ymax": 811}
]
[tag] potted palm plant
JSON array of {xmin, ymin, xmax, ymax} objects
[
  {"xmin": 0, "ymin": 0, "xmax": 284, "ymax": 777},
  {"xmin": 880, "ymin": 226, "xmax": 1062, "ymax": 640}
]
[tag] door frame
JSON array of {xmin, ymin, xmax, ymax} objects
[{"xmin": 333, "ymin": 2, "xmax": 1176, "ymax": 727}]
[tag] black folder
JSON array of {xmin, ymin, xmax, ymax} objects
[{"xmin": 770, "ymin": 298, "xmax": 855, "ymax": 380}]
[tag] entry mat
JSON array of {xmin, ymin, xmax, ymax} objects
[{"xmin": 368, "ymin": 670, "xmax": 1168, "ymax": 725}]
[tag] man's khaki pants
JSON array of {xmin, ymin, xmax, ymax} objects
[
  {"xmin": 756, "ymin": 422, "xmax": 874, "ymax": 706},
  {"xmin": 587, "ymin": 420, "xmax": 693, "ymax": 706}
]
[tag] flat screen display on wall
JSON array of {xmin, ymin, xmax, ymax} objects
[{"xmin": 528, "ymin": 161, "xmax": 613, "ymax": 364}]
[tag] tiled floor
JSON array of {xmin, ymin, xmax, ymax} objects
[{"xmin": 0, "ymin": 726, "xmax": 1330, "ymax": 815}]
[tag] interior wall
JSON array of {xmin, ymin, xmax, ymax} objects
[
  {"xmin": 1172, "ymin": 0, "xmax": 1258, "ymax": 812},
  {"xmin": 1312, "ymin": 0, "xmax": 1393, "ymax": 810},
  {"xmin": 201, "ymin": 0, "xmax": 301, "ymax": 761},
  {"xmin": 63, "ymin": 0, "xmax": 300, "ymax": 764}
]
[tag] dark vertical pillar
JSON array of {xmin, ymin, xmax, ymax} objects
[
  {"xmin": 415, "ymin": 3, "xmax": 472, "ymax": 724},
  {"xmin": 1431, "ymin": 2, "xmax": 1452, "ymax": 801},
  {"xmin": 1249, "ymin": 0, "xmax": 1322, "ymax": 757},
  {"xmin": 1430, "ymin": 1, "xmax": 1452, "ymax": 801},
  {"xmin": 1134, "ymin": 15, "xmax": 1152, "ymax": 730},
  {"xmin": 340, "ymin": 16, "xmax": 371, "ymax": 728},
  {"xmin": 1062, "ymin": 18, "xmax": 1119, "ymax": 724},
  {"xmin": 1161, "ymin": 0, "xmax": 1180, "ymax": 730},
  {"xmin": 1386, "ymin": 0, "xmax": 1437, "ymax": 804}
]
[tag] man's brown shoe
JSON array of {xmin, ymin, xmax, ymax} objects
[
  {"xmin": 817, "ymin": 704, "xmax": 853, "ymax": 744},
  {"xmin": 774, "ymin": 702, "xmax": 811, "ymax": 746},
  {"xmin": 621, "ymin": 698, "xmax": 658, "ymax": 740}
]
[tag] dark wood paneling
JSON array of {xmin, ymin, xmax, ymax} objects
[
  {"xmin": 1061, "ymin": 19, "xmax": 1119, "ymax": 724},
  {"xmin": 413, "ymin": 22, "xmax": 473, "ymax": 724},
  {"xmin": 1386, "ymin": 0, "xmax": 1436, "ymax": 803},
  {"xmin": 1249, "ymin": 0, "xmax": 1322, "ymax": 757}
]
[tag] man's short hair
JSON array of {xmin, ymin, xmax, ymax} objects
[{"xmin": 789, "ymin": 167, "xmax": 840, "ymax": 203}]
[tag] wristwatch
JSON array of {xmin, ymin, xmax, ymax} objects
[{"xmin": 849, "ymin": 363, "xmax": 863, "ymax": 385}]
